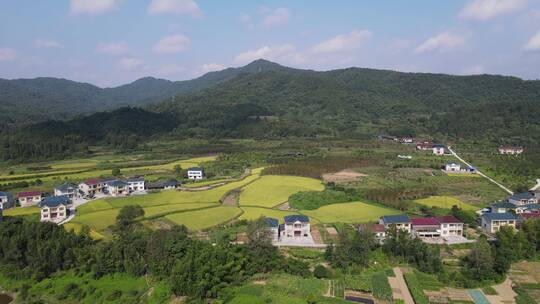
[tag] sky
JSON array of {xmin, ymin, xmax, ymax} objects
[{"xmin": 1, "ymin": 0, "xmax": 540, "ymax": 87}]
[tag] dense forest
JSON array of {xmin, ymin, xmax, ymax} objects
[{"xmin": 1, "ymin": 59, "xmax": 539, "ymax": 160}]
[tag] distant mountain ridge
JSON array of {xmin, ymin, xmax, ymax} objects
[{"xmin": 0, "ymin": 59, "xmax": 286, "ymax": 123}]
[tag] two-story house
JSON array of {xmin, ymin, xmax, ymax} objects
[
  {"xmin": 508, "ymin": 192, "xmax": 537, "ymax": 206},
  {"xmin": 54, "ymin": 183, "xmax": 79, "ymax": 200},
  {"xmin": 379, "ymin": 215, "xmax": 411, "ymax": 233},
  {"xmin": 125, "ymin": 177, "xmax": 145, "ymax": 193},
  {"xmin": 0, "ymin": 192, "xmax": 14, "ymax": 210},
  {"xmin": 281, "ymin": 215, "xmax": 310, "ymax": 238},
  {"xmin": 437, "ymin": 216, "xmax": 464, "ymax": 236},
  {"xmin": 411, "ymin": 217, "xmax": 441, "ymax": 238},
  {"xmin": 187, "ymin": 167, "xmax": 205, "ymax": 180},
  {"xmin": 490, "ymin": 201, "xmax": 526, "ymax": 214},
  {"xmin": 17, "ymin": 191, "xmax": 42, "ymax": 207},
  {"xmin": 445, "ymin": 163, "xmax": 461, "ymax": 172},
  {"xmin": 79, "ymin": 179, "xmax": 105, "ymax": 197},
  {"xmin": 432, "ymin": 144, "xmax": 445, "ymax": 155},
  {"xmin": 107, "ymin": 180, "xmax": 129, "ymax": 197},
  {"xmin": 481, "ymin": 213, "xmax": 520, "ymax": 234},
  {"xmin": 40, "ymin": 196, "xmax": 70, "ymax": 223}
]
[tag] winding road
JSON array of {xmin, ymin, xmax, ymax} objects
[{"xmin": 447, "ymin": 147, "xmax": 514, "ymax": 195}]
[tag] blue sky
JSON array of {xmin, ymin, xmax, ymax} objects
[{"xmin": 1, "ymin": 0, "xmax": 540, "ymax": 87}]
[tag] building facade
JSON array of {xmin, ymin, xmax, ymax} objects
[
  {"xmin": 281, "ymin": 215, "xmax": 310, "ymax": 238},
  {"xmin": 40, "ymin": 196, "xmax": 70, "ymax": 223},
  {"xmin": 481, "ymin": 213, "xmax": 519, "ymax": 234},
  {"xmin": 0, "ymin": 192, "xmax": 14, "ymax": 210},
  {"xmin": 54, "ymin": 183, "xmax": 79, "ymax": 199},
  {"xmin": 187, "ymin": 168, "xmax": 204, "ymax": 180},
  {"xmin": 17, "ymin": 191, "xmax": 42, "ymax": 207}
]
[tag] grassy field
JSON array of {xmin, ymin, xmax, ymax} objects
[
  {"xmin": 239, "ymin": 207, "xmax": 300, "ymax": 222},
  {"xmin": 302, "ymin": 202, "xmax": 397, "ymax": 224},
  {"xmin": 239, "ymin": 175, "xmax": 324, "ymax": 208},
  {"xmin": 62, "ymin": 222, "xmax": 105, "ymax": 240},
  {"xmin": 414, "ymin": 196, "xmax": 478, "ymax": 210},
  {"xmin": 164, "ymin": 206, "xmax": 242, "ymax": 230},
  {"xmin": 2, "ymin": 206, "xmax": 40, "ymax": 216}
]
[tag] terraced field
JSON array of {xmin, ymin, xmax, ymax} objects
[
  {"xmin": 239, "ymin": 175, "xmax": 324, "ymax": 207},
  {"xmin": 302, "ymin": 202, "xmax": 396, "ymax": 223},
  {"xmin": 239, "ymin": 207, "xmax": 300, "ymax": 222},
  {"xmin": 414, "ymin": 196, "xmax": 478, "ymax": 210},
  {"xmin": 164, "ymin": 206, "xmax": 243, "ymax": 230}
]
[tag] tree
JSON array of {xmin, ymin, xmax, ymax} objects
[
  {"xmin": 463, "ymin": 238, "xmax": 496, "ymax": 282},
  {"xmin": 246, "ymin": 217, "xmax": 277, "ymax": 272},
  {"xmin": 112, "ymin": 167, "xmax": 121, "ymax": 176},
  {"xmin": 115, "ymin": 205, "xmax": 144, "ymax": 230}
]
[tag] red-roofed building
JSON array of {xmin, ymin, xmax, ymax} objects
[
  {"xmin": 16, "ymin": 191, "xmax": 42, "ymax": 207},
  {"xmin": 436, "ymin": 216, "xmax": 464, "ymax": 236},
  {"xmin": 78, "ymin": 179, "xmax": 105, "ymax": 197},
  {"xmin": 520, "ymin": 213, "xmax": 540, "ymax": 221},
  {"xmin": 411, "ymin": 216, "xmax": 464, "ymax": 238},
  {"xmin": 411, "ymin": 217, "xmax": 441, "ymax": 238}
]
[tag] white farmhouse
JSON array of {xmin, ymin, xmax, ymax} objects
[
  {"xmin": 445, "ymin": 163, "xmax": 461, "ymax": 172},
  {"xmin": 16, "ymin": 191, "xmax": 43, "ymax": 207},
  {"xmin": 281, "ymin": 215, "xmax": 310, "ymax": 238},
  {"xmin": 187, "ymin": 167, "xmax": 204, "ymax": 180},
  {"xmin": 40, "ymin": 196, "xmax": 70, "ymax": 223},
  {"xmin": 107, "ymin": 180, "xmax": 129, "ymax": 197},
  {"xmin": 508, "ymin": 192, "xmax": 537, "ymax": 206},
  {"xmin": 498, "ymin": 146, "xmax": 524, "ymax": 155},
  {"xmin": 432, "ymin": 144, "xmax": 445, "ymax": 155},
  {"xmin": 125, "ymin": 177, "xmax": 145, "ymax": 193},
  {"xmin": 79, "ymin": 179, "xmax": 105, "ymax": 197},
  {"xmin": 481, "ymin": 213, "xmax": 520, "ymax": 234},
  {"xmin": 379, "ymin": 215, "xmax": 411, "ymax": 233},
  {"xmin": 54, "ymin": 183, "xmax": 80, "ymax": 200}
]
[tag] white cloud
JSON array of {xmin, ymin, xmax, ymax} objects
[
  {"xmin": 311, "ymin": 30, "xmax": 372, "ymax": 54},
  {"xmin": 234, "ymin": 44, "xmax": 300, "ymax": 64},
  {"xmin": 34, "ymin": 38, "xmax": 63, "ymax": 49},
  {"xmin": 70, "ymin": 0, "xmax": 119, "ymax": 15},
  {"xmin": 147, "ymin": 0, "xmax": 201, "ymax": 16},
  {"xmin": 460, "ymin": 0, "xmax": 527, "ymax": 21},
  {"xmin": 96, "ymin": 42, "xmax": 130, "ymax": 55},
  {"xmin": 153, "ymin": 35, "xmax": 191, "ymax": 54},
  {"xmin": 415, "ymin": 31, "xmax": 466, "ymax": 54},
  {"xmin": 260, "ymin": 8, "xmax": 291, "ymax": 28},
  {"xmin": 524, "ymin": 30, "xmax": 540, "ymax": 50},
  {"xmin": 0, "ymin": 48, "xmax": 17, "ymax": 61},
  {"xmin": 201, "ymin": 63, "xmax": 226, "ymax": 73},
  {"xmin": 118, "ymin": 57, "xmax": 142, "ymax": 70}
]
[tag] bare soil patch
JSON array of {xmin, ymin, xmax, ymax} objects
[
  {"xmin": 311, "ymin": 226, "xmax": 324, "ymax": 244},
  {"xmin": 253, "ymin": 280, "xmax": 267, "ymax": 285},
  {"xmin": 276, "ymin": 201, "xmax": 291, "ymax": 210},
  {"xmin": 326, "ymin": 226, "xmax": 338, "ymax": 236},
  {"xmin": 221, "ymin": 189, "xmax": 240, "ymax": 206},
  {"xmin": 322, "ymin": 169, "xmax": 368, "ymax": 183}
]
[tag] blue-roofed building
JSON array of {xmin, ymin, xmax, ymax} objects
[
  {"xmin": 481, "ymin": 212, "xmax": 520, "ymax": 234},
  {"xmin": 54, "ymin": 183, "xmax": 79, "ymax": 200},
  {"xmin": 40, "ymin": 195, "xmax": 70, "ymax": 223},
  {"xmin": 281, "ymin": 215, "xmax": 310, "ymax": 238},
  {"xmin": 125, "ymin": 177, "xmax": 145, "ymax": 193},
  {"xmin": 508, "ymin": 192, "xmax": 537, "ymax": 206},
  {"xmin": 265, "ymin": 217, "xmax": 279, "ymax": 242},
  {"xmin": 0, "ymin": 191, "xmax": 15, "ymax": 210},
  {"xmin": 524, "ymin": 204, "xmax": 540, "ymax": 212},
  {"xmin": 490, "ymin": 201, "xmax": 526, "ymax": 214},
  {"xmin": 379, "ymin": 215, "xmax": 411, "ymax": 233},
  {"xmin": 107, "ymin": 180, "xmax": 128, "ymax": 197}
]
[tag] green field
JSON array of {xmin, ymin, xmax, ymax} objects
[
  {"xmin": 302, "ymin": 202, "xmax": 396, "ymax": 223},
  {"xmin": 62, "ymin": 222, "xmax": 105, "ymax": 240},
  {"xmin": 239, "ymin": 207, "xmax": 300, "ymax": 222},
  {"xmin": 414, "ymin": 196, "xmax": 478, "ymax": 210},
  {"xmin": 165, "ymin": 206, "xmax": 242, "ymax": 230},
  {"xmin": 239, "ymin": 175, "xmax": 324, "ymax": 207},
  {"xmin": 2, "ymin": 206, "xmax": 40, "ymax": 216}
]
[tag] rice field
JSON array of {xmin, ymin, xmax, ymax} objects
[
  {"xmin": 414, "ymin": 196, "xmax": 478, "ymax": 210},
  {"xmin": 164, "ymin": 206, "xmax": 242, "ymax": 230},
  {"xmin": 2, "ymin": 206, "xmax": 40, "ymax": 216},
  {"xmin": 239, "ymin": 175, "xmax": 324, "ymax": 208},
  {"xmin": 239, "ymin": 207, "xmax": 300, "ymax": 222},
  {"xmin": 62, "ymin": 222, "xmax": 105, "ymax": 240},
  {"xmin": 302, "ymin": 202, "xmax": 396, "ymax": 223}
]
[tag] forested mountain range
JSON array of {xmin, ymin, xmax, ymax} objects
[
  {"xmin": 0, "ymin": 60, "xmax": 284, "ymax": 123},
  {"xmin": 1, "ymin": 59, "xmax": 540, "ymax": 160}
]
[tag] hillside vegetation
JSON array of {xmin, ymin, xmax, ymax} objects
[{"xmin": 2, "ymin": 59, "xmax": 540, "ymax": 161}]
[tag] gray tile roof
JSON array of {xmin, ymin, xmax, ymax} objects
[
  {"xmin": 381, "ymin": 214, "xmax": 411, "ymax": 224},
  {"xmin": 482, "ymin": 212, "xmax": 520, "ymax": 221},
  {"xmin": 284, "ymin": 215, "xmax": 309, "ymax": 224}
]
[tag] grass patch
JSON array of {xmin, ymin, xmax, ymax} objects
[
  {"xmin": 164, "ymin": 206, "xmax": 242, "ymax": 231},
  {"xmin": 239, "ymin": 175, "xmax": 324, "ymax": 208},
  {"xmin": 302, "ymin": 202, "xmax": 397, "ymax": 223},
  {"xmin": 63, "ymin": 222, "xmax": 104, "ymax": 240},
  {"xmin": 415, "ymin": 196, "xmax": 477, "ymax": 210},
  {"xmin": 482, "ymin": 286, "xmax": 498, "ymax": 295},
  {"xmin": 2, "ymin": 206, "xmax": 40, "ymax": 216},
  {"xmin": 372, "ymin": 271, "xmax": 392, "ymax": 300},
  {"xmin": 404, "ymin": 272, "xmax": 429, "ymax": 304},
  {"xmin": 289, "ymin": 190, "xmax": 360, "ymax": 210},
  {"xmin": 239, "ymin": 207, "xmax": 299, "ymax": 222}
]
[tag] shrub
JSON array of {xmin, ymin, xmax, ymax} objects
[{"xmin": 313, "ymin": 265, "xmax": 332, "ymax": 279}]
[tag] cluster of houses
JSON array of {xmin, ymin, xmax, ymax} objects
[
  {"xmin": 0, "ymin": 167, "xmax": 206, "ymax": 224},
  {"xmin": 481, "ymin": 190, "xmax": 540, "ymax": 233}
]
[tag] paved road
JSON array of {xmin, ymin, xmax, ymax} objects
[
  {"xmin": 531, "ymin": 179, "xmax": 540, "ymax": 191},
  {"xmin": 447, "ymin": 147, "xmax": 514, "ymax": 195}
]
